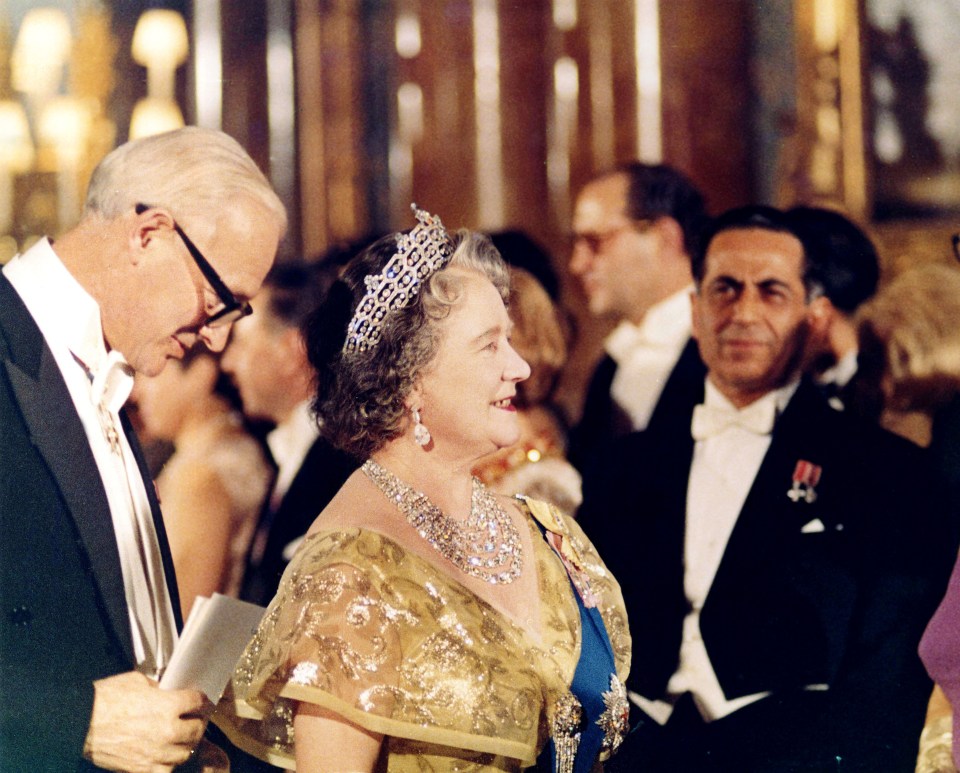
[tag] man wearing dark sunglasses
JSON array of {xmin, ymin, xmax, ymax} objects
[{"xmin": 0, "ymin": 126, "xmax": 285, "ymax": 772}]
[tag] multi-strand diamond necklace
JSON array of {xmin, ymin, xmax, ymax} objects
[{"xmin": 362, "ymin": 458, "xmax": 523, "ymax": 584}]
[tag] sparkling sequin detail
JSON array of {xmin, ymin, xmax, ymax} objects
[
  {"xmin": 551, "ymin": 691, "xmax": 584, "ymax": 773},
  {"xmin": 597, "ymin": 674, "xmax": 630, "ymax": 755},
  {"xmin": 363, "ymin": 458, "xmax": 523, "ymax": 585},
  {"xmin": 220, "ymin": 501, "xmax": 631, "ymax": 772}
]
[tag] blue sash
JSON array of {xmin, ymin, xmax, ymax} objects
[{"xmin": 535, "ymin": 525, "xmax": 619, "ymax": 773}]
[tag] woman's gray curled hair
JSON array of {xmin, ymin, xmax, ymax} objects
[{"xmin": 306, "ymin": 228, "xmax": 510, "ymax": 460}]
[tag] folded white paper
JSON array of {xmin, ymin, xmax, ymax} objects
[{"xmin": 160, "ymin": 593, "xmax": 266, "ymax": 702}]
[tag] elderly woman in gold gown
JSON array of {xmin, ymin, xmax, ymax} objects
[{"xmin": 215, "ymin": 208, "xmax": 631, "ymax": 773}]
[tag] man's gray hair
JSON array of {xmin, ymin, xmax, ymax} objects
[{"xmin": 83, "ymin": 126, "xmax": 286, "ymax": 232}]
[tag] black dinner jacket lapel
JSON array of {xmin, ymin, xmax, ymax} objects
[
  {"xmin": 1, "ymin": 275, "xmax": 141, "ymax": 662},
  {"xmin": 720, "ymin": 381, "xmax": 836, "ymax": 554},
  {"xmin": 701, "ymin": 380, "xmax": 859, "ymax": 697},
  {"xmin": 120, "ymin": 410, "xmax": 184, "ymax": 631},
  {"xmin": 269, "ymin": 437, "xmax": 357, "ymax": 549},
  {"xmin": 632, "ymin": 390, "xmax": 700, "ymax": 696},
  {"xmin": 580, "ymin": 376, "xmax": 703, "ymax": 699},
  {"xmin": 241, "ymin": 436, "xmax": 357, "ymax": 606},
  {"xmin": 646, "ymin": 338, "xmax": 706, "ymax": 434}
]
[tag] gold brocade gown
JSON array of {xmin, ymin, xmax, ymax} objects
[{"xmin": 215, "ymin": 498, "xmax": 630, "ymax": 771}]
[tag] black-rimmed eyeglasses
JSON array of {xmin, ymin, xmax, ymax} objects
[
  {"xmin": 136, "ymin": 203, "xmax": 252, "ymax": 328},
  {"xmin": 571, "ymin": 219, "xmax": 653, "ymax": 255}
]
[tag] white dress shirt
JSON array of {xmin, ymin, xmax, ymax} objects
[
  {"xmin": 266, "ymin": 399, "xmax": 320, "ymax": 505},
  {"xmin": 632, "ymin": 378, "xmax": 798, "ymax": 725},
  {"xmin": 3, "ymin": 239, "xmax": 177, "ymax": 677},
  {"xmin": 606, "ymin": 287, "xmax": 693, "ymax": 432},
  {"xmin": 258, "ymin": 400, "xmax": 321, "ymax": 562},
  {"xmin": 817, "ymin": 349, "xmax": 858, "ymax": 390}
]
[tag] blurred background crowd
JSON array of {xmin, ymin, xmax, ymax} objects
[{"xmin": 7, "ymin": 1, "xmax": 960, "ymax": 770}]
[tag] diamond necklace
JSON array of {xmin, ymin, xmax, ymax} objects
[{"xmin": 362, "ymin": 458, "xmax": 523, "ymax": 584}]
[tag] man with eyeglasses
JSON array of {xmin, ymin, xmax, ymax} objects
[
  {"xmin": 0, "ymin": 127, "xmax": 286, "ymax": 772},
  {"xmin": 567, "ymin": 162, "xmax": 711, "ymax": 476}
]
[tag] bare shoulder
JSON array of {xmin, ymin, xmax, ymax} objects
[{"xmin": 160, "ymin": 460, "xmax": 228, "ymax": 507}]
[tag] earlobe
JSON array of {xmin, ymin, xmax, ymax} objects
[
  {"xmin": 807, "ymin": 297, "xmax": 833, "ymax": 334},
  {"xmin": 404, "ymin": 380, "xmax": 423, "ymax": 408},
  {"xmin": 810, "ymin": 295, "xmax": 830, "ymax": 316},
  {"xmin": 656, "ymin": 216, "xmax": 685, "ymax": 254},
  {"xmin": 689, "ymin": 290, "xmax": 701, "ymax": 341},
  {"xmin": 281, "ymin": 329, "xmax": 309, "ymax": 372}
]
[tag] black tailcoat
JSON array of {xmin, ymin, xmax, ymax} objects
[
  {"xmin": 580, "ymin": 379, "xmax": 955, "ymax": 771},
  {"xmin": 239, "ymin": 437, "xmax": 356, "ymax": 607},
  {"xmin": 0, "ymin": 274, "xmax": 182, "ymax": 771},
  {"xmin": 570, "ymin": 338, "xmax": 706, "ymax": 475}
]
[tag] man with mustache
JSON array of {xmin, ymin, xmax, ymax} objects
[{"xmin": 579, "ymin": 205, "xmax": 955, "ymax": 771}]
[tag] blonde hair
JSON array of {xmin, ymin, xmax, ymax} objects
[
  {"xmin": 84, "ymin": 126, "xmax": 286, "ymax": 232},
  {"xmin": 857, "ymin": 263, "xmax": 960, "ymax": 411},
  {"xmin": 507, "ymin": 267, "xmax": 567, "ymax": 406}
]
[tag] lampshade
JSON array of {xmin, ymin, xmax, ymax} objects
[
  {"xmin": 131, "ymin": 9, "xmax": 189, "ymax": 70},
  {"xmin": 814, "ymin": 0, "xmax": 841, "ymax": 52},
  {"xmin": 38, "ymin": 97, "xmax": 92, "ymax": 164},
  {"xmin": 11, "ymin": 8, "xmax": 73, "ymax": 96},
  {"xmin": 395, "ymin": 12, "xmax": 421, "ymax": 59},
  {"xmin": 0, "ymin": 102, "xmax": 35, "ymax": 172},
  {"xmin": 129, "ymin": 97, "xmax": 185, "ymax": 140}
]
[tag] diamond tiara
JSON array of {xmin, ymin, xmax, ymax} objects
[{"xmin": 342, "ymin": 204, "xmax": 453, "ymax": 355}]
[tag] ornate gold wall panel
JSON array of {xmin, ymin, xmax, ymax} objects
[{"xmin": 789, "ymin": 0, "xmax": 868, "ymax": 219}]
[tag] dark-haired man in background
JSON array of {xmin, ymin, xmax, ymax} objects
[
  {"xmin": 223, "ymin": 260, "xmax": 357, "ymax": 608},
  {"xmin": 581, "ymin": 205, "xmax": 954, "ymax": 771},
  {"xmin": 567, "ymin": 162, "xmax": 710, "ymax": 473},
  {"xmin": 789, "ymin": 205, "xmax": 880, "ymax": 409}
]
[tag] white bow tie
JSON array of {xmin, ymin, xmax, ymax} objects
[
  {"xmin": 605, "ymin": 323, "xmax": 647, "ymax": 363},
  {"xmin": 72, "ymin": 349, "xmax": 134, "ymax": 413},
  {"xmin": 91, "ymin": 350, "xmax": 134, "ymax": 413},
  {"xmin": 691, "ymin": 399, "xmax": 777, "ymax": 440}
]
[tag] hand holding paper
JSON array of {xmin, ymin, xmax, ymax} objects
[{"xmin": 160, "ymin": 594, "xmax": 266, "ymax": 703}]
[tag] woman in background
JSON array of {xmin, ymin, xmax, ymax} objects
[
  {"xmin": 853, "ymin": 262, "xmax": 960, "ymax": 773},
  {"xmin": 217, "ymin": 208, "xmax": 630, "ymax": 772},
  {"xmin": 134, "ymin": 347, "xmax": 272, "ymax": 618},
  {"xmin": 473, "ymin": 266, "xmax": 582, "ymax": 516}
]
